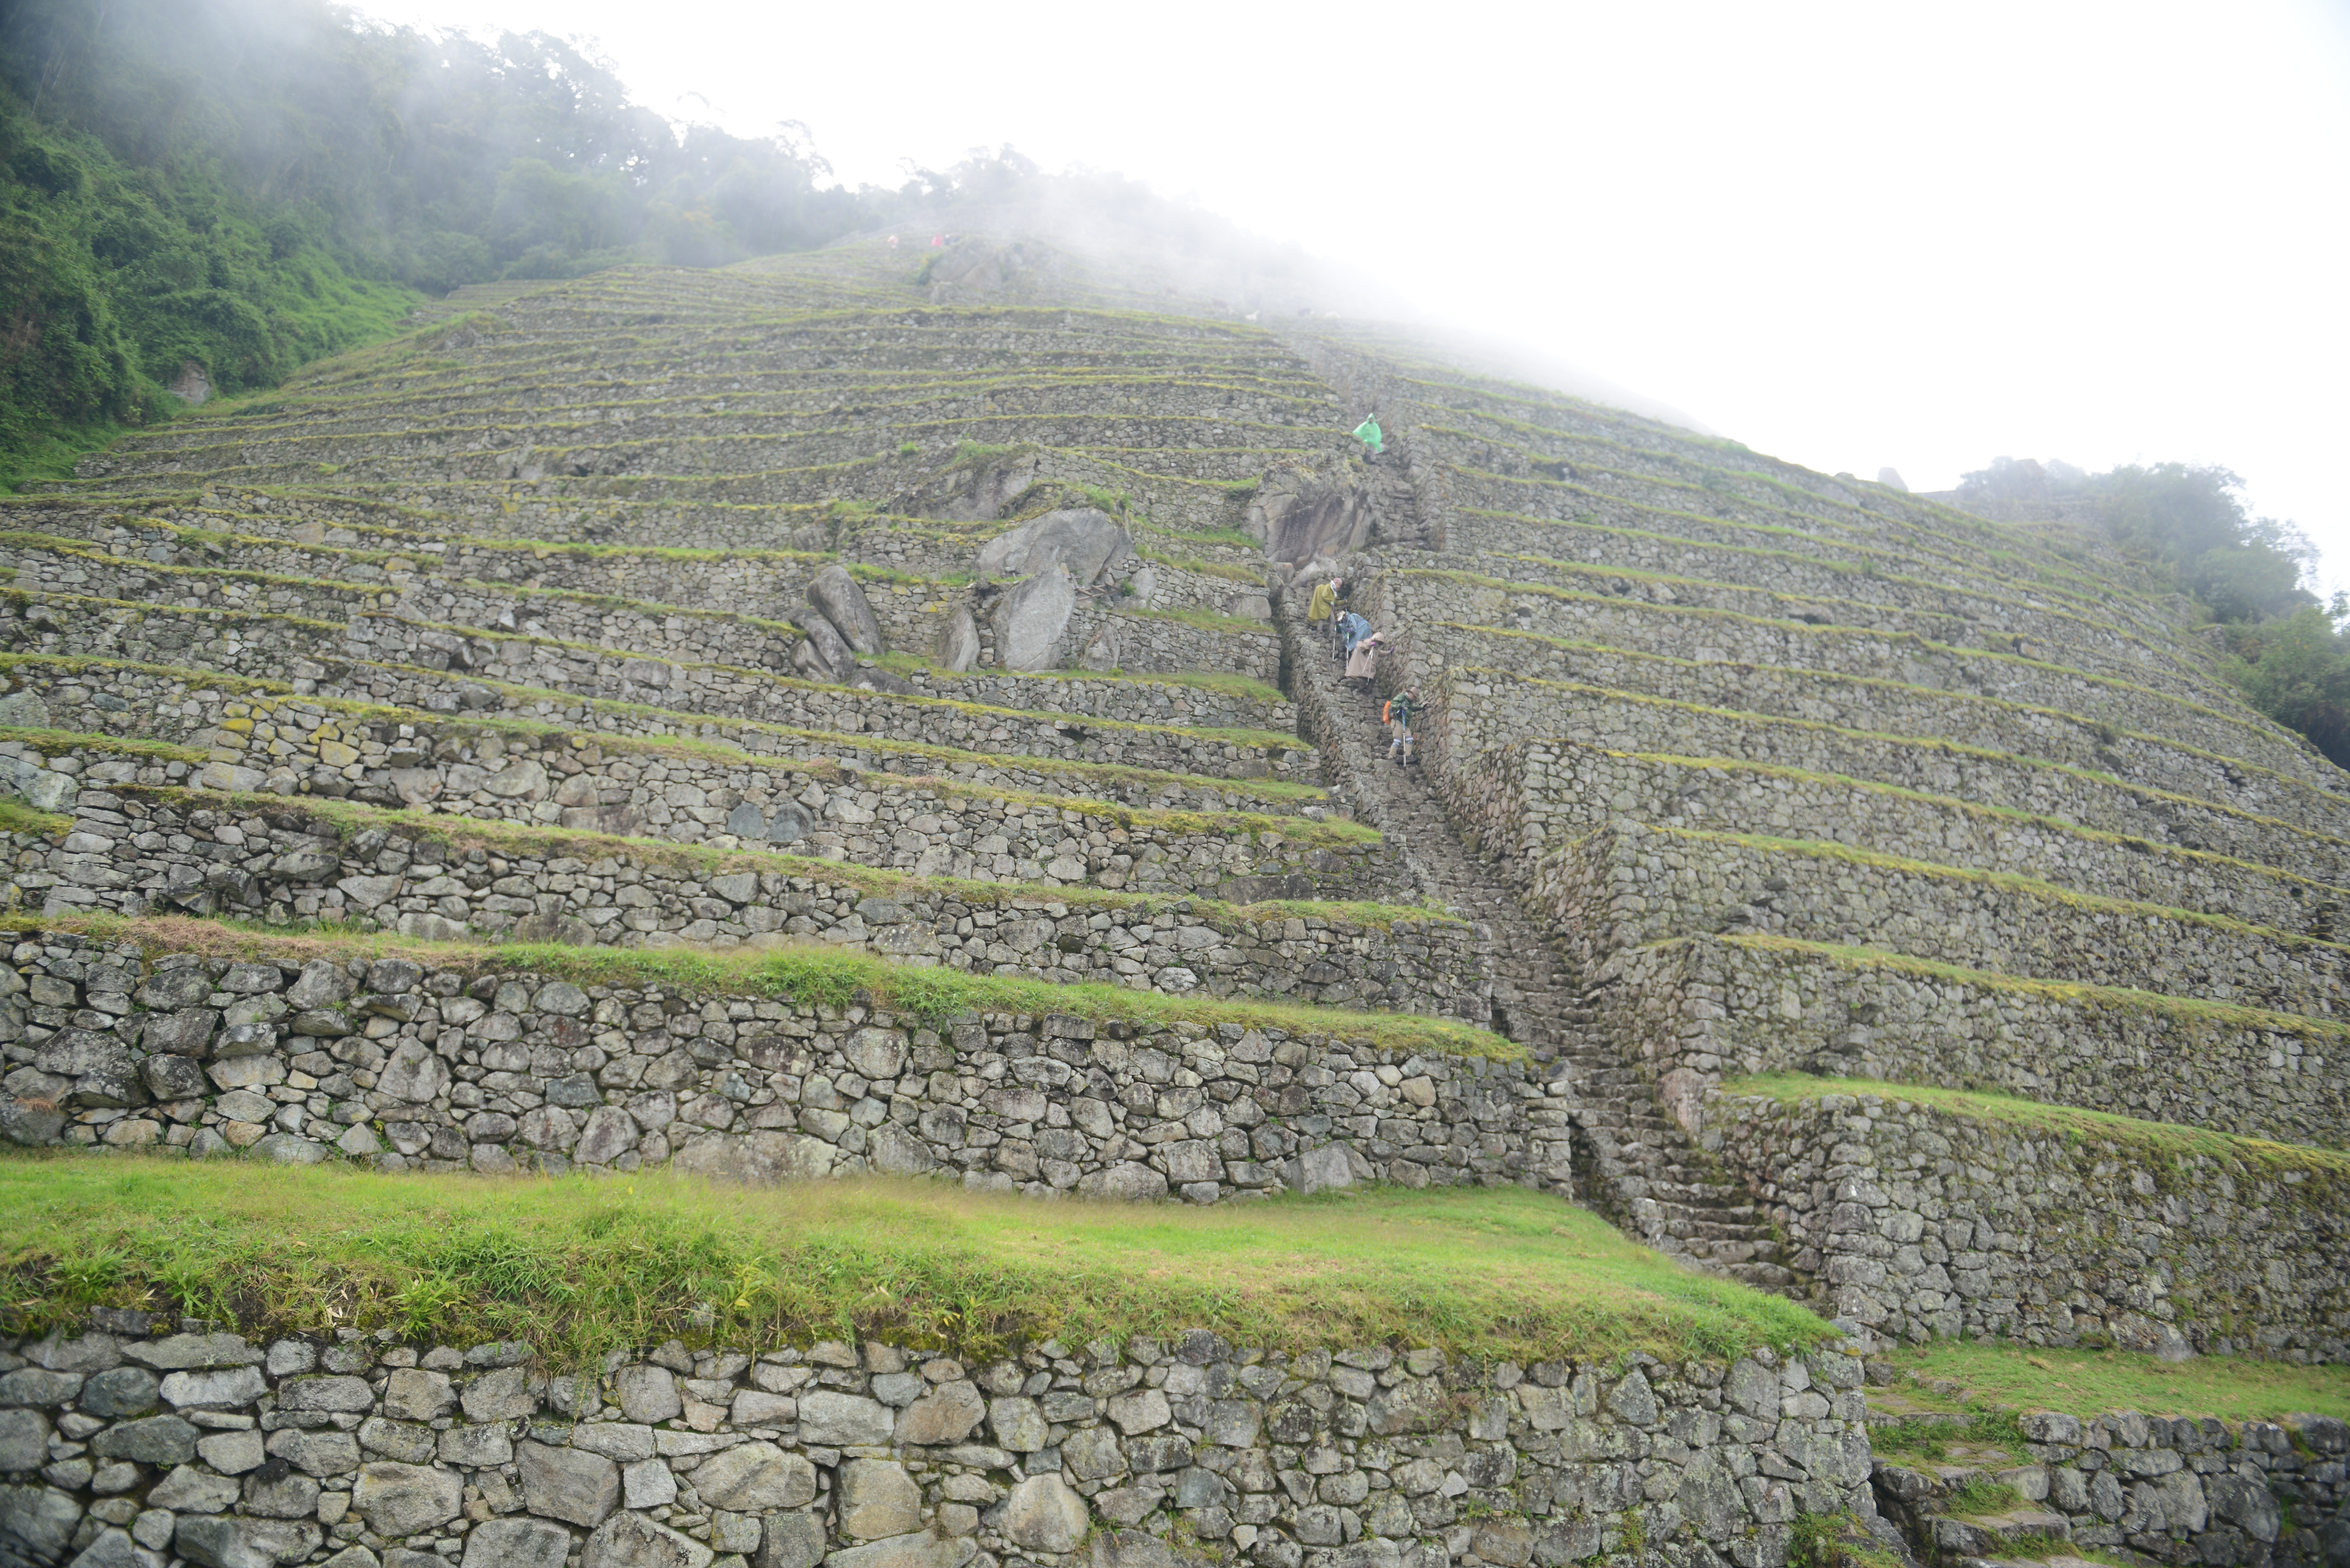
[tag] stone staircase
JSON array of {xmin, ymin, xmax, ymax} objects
[{"xmin": 1277, "ymin": 581, "xmax": 1792, "ymax": 1287}]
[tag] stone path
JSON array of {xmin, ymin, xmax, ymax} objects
[{"xmin": 1278, "ymin": 515, "xmax": 1791, "ymax": 1288}]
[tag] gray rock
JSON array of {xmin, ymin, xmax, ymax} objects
[
  {"xmin": 809, "ymin": 566, "xmax": 886, "ymax": 656},
  {"xmin": 1284, "ymin": 1143, "xmax": 1352, "ymax": 1195},
  {"xmin": 839, "ymin": 1458, "xmax": 922, "ymax": 1540},
  {"xmin": 149, "ymin": 1463, "xmax": 243, "ymax": 1513},
  {"xmin": 141, "ymin": 1006, "xmax": 220, "ymax": 1057},
  {"xmin": 797, "ymin": 1391, "xmax": 894, "ymax": 1447},
  {"xmin": 197, "ymin": 1429, "xmax": 268, "ymax": 1474},
  {"xmin": 267, "ymin": 1426, "xmax": 361, "ymax": 1476},
  {"xmin": 284, "ymin": 960, "xmax": 351, "ymax": 1010},
  {"xmin": 78, "ymin": 1366, "xmax": 159, "ymax": 1417},
  {"xmin": 795, "ymin": 613, "xmax": 854, "ymax": 683},
  {"xmin": 248, "ymin": 1132, "xmax": 328, "ymax": 1165},
  {"xmin": 934, "ymin": 607, "xmax": 979, "ymax": 673},
  {"xmin": 351, "ymin": 1461, "xmax": 464, "ymax": 1535},
  {"xmin": 462, "ymin": 1517, "xmax": 575, "ymax": 1568},
  {"xmin": 569, "ymin": 1423, "xmax": 657, "ymax": 1463},
  {"xmin": 1089, "ymin": 1530, "xmax": 1178, "ymax": 1568},
  {"xmin": 895, "ymin": 1381, "xmax": 985, "ymax": 1445},
  {"xmin": 159, "ymin": 1365, "xmax": 265, "ymax": 1409},
  {"xmin": 613, "ymin": 1365, "xmax": 681, "ymax": 1423},
  {"xmin": 583, "ymin": 1511, "xmax": 714, "ymax": 1568},
  {"xmin": 1604, "ymin": 1370, "xmax": 1658, "ymax": 1426},
  {"xmin": 575, "ymin": 1106, "xmax": 638, "ymax": 1165},
  {"xmin": 462, "ymin": 1365, "xmax": 539, "ymax": 1422},
  {"xmin": 517, "ymin": 1439, "xmax": 620, "ymax": 1526},
  {"xmin": 976, "ymin": 508, "xmax": 1134, "ymax": 585},
  {"xmin": 0, "ymin": 690, "xmax": 54, "ymax": 731},
  {"xmin": 757, "ymin": 1511, "xmax": 826, "ymax": 1568},
  {"xmin": 278, "ymin": 1375, "xmax": 373, "ymax": 1413},
  {"xmin": 0, "ymin": 1408, "xmax": 49, "ymax": 1470},
  {"xmin": 0, "ymin": 1483, "xmax": 81, "ymax": 1563},
  {"xmin": 989, "ymin": 565, "xmax": 1076, "ymax": 672},
  {"xmin": 242, "ymin": 1467, "xmax": 322, "ymax": 1519},
  {"xmin": 691, "ymin": 1441, "xmax": 817, "ymax": 1512},
  {"xmin": 89, "ymin": 1414, "xmax": 198, "ymax": 1465},
  {"xmin": 173, "ymin": 1514, "xmax": 302, "ymax": 1568},
  {"xmin": 673, "ymin": 1130, "xmax": 836, "ymax": 1185},
  {"xmin": 356, "ymin": 1418, "xmax": 437, "ymax": 1465},
  {"xmin": 824, "ymin": 1533, "xmax": 979, "ymax": 1568},
  {"xmin": 1075, "ymin": 1162, "xmax": 1167, "ymax": 1202},
  {"xmin": 987, "ymin": 1396, "xmax": 1048, "ymax": 1452},
  {"xmin": 377, "ymin": 1042, "xmax": 451, "ymax": 1103},
  {"xmin": 66, "ymin": 1524, "xmax": 163, "ymax": 1567},
  {"xmin": 1002, "ymin": 1473, "xmax": 1089, "ymax": 1553}
]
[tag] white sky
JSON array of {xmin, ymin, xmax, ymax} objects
[{"xmin": 363, "ymin": 0, "xmax": 2350, "ymax": 595}]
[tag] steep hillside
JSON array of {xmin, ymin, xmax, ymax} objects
[{"xmin": 1, "ymin": 232, "xmax": 2345, "ymax": 1568}]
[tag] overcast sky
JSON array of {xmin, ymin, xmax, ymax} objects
[{"xmin": 364, "ymin": 0, "xmax": 2350, "ymax": 594}]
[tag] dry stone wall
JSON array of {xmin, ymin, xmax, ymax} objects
[
  {"xmin": 1437, "ymin": 515, "xmax": 2222, "ymax": 689},
  {"xmin": 0, "ymin": 1318, "xmax": 1883, "ymax": 1568},
  {"xmin": 0, "ymin": 935, "xmax": 1542, "ymax": 1195},
  {"xmin": 1415, "ymin": 662, "xmax": 2347, "ymax": 841},
  {"xmin": 1426, "ymin": 549, "xmax": 2227, "ymax": 706},
  {"xmin": 9, "ymin": 791, "xmax": 1479, "ymax": 1014},
  {"xmin": 1429, "ymin": 696, "xmax": 2350, "ymax": 888},
  {"xmin": 3, "ymin": 660, "xmax": 1323, "ymax": 821},
  {"xmin": 1448, "ymin": 741, "xmax": 2350, "ymax": 930},
  {"xmin": 0, "ymin": 604, "xmax": 1305, "ymax": 783},
  {"xmin": 0, "ymin": 731, "xmax": 1391, "ymax": 905},
  {"xmin": 1591, "ymin": 935, "xmax": 2350, "ymax": 1152},
  {"xmin": 1366, "ymin": 580, "xmax": 2323, "ymax": 789},
  {"xmin": 1527, "ymin": 822, "xmax": 2346, "ymax": 1021},
  {"xmin": 1713, "ymin": 1089, "xmax": 2350, "ymax": 1362},
  {"xmin": 1873, "ymin": 1406, "xmax": 2350, "ymax": 1564}
]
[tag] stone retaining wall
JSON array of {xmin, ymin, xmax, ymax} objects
[
  {"xmin": 0, "ymin": 603, "xmax": 1304, "ymax": 784},
  {"xmin": 1435, "ymin": 468, "xmax": 2191, "ymax": 649},
  {"xmin": 14, "ymin": 790, "xmax": 1482, "ymax": 1018},
  {"xmin": 0, "ymin": 732, "xmax": 1392, "ymax": 905},
  {"xmin": 1447, "ymin": 740, "xmax": 2350, "ymax": 931},
  {"xmin": 1429, "ymin": 691, "xmax": 2350, "ymax": 888},
  {"xmin": 1432, "ymin": 545, "xmax": 2226, "ymax": 709},
  {"xmin": 0, "ymin": 932, "xmax": 1539, "ymax": 1194},
  {"xmin": 0, "ymin": 1319, "xmax": 1880, "ymax": 1568},
  {"xmin": 1713, "ymin": 1089, "xmax": 2350, "ymax": 1362},
  {"xmin": 1527, "ymin": 821, "xmax": 2346, "ymax": 1021},
  {"xmin": 1366, "ymin": 579, "xmax": 2323, "ymax": 789},
  {"xmin": 1436, "ymin": 509, "xmax": 2220, "ymax": 691},
  {"xmin": 1414, "ymin": 660, "xmax": 2346, "ymax": 844},
  {"xmin": 1592, "ymin": 935, "xmax": 2350, "ymax": 1152},
  {"xmin": 1874, "ymin": 1406, "xmax": 2350, "ymax": 1565},
  {"xmin": 2, "ymin": 660, "xmax": 1323, "ymax": 821}
]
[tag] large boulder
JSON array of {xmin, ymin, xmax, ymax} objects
[
  {"xmin": 977, "ymin": 508, "xmax": 1133, "ymax": 585},
  {"xmin": 672, "ymin": 1131, "xmax": 836, "ymax": 1185},
  {"xmin": 990, "ymin": 566, "xmax": 1076, "ymax": 673},
  {"xmin": 793, "ymin": 614, "xmax": 854, "ymax": 682},
  {"xmin": 808, "ymin": 565, "xmax": 886, "ymax": 656},
  {"xmin": 1003, "ymin": 1473, "xmax": 1090, "ymax": 1553},
  {"xmin": 934, "ymin": 606, "xmax": 980, "ymax": 672}
]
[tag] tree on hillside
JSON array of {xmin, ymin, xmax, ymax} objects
[{"xmin": 1961, "ymin": 455, "xmax": 2348, "ymax": 767}]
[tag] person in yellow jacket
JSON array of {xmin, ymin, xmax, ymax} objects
[{"xmin": 1308, "ymin": 578, "xmax": 1336, "ymax": 626}]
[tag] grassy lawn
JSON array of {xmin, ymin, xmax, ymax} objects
[
  {"xmin": 1879, "ymin": 1340, "xmax": 2350, "ymax": 1423},
  {"xmin": 0, "ymin": 1159, "xmax": 1830, "ymax": 1368}
]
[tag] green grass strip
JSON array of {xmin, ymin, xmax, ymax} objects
[
  {"xmin": 1720, "ymin": 1074, "xmax": 2350, "ymax": 1183},
  {"xmin": 0, "ymin": 1161, "xmax": 1831, "ymax": 1365}
]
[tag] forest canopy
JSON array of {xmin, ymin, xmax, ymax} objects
[
  {"xmin": 1960, "ymin": 456, "xmax": 2350, "ymax": 767},
  {"xmin": 0, "ymin": 0, "xmax": 1023, "ymax": 485}
]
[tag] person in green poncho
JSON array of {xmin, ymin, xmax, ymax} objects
[{"xmin": 1352, "ymin": 414, "xmax": 1384, "ymax": 459}]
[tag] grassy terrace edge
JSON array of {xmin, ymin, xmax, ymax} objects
[
  {"xmin": 0, "ymin": 1161, "xmax": 1831, "ymax": 1366},
  {"xmin": 1720, "ymin": 1074, "xmax": 2350, "ymax": 1184},
  {"xmin": 7, "ymin": 915, "xmax": 1520, "ymax": 1059}
]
